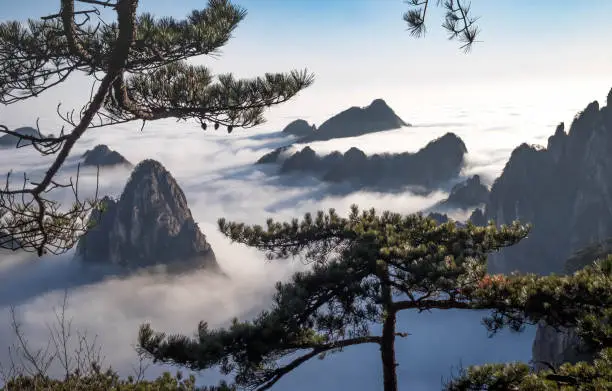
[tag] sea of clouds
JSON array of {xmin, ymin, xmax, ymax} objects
[{"xmin": 0, "ymin": 77, "xmax": 610, "ymax": 390}]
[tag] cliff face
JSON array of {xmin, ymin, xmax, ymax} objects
[
  {"xmin": 479, "ymin": 89, "xmax": 612, "ymax": 274},
  {"xmin": 437, "ymin": 175, "xmax": 489, "ymax": 210},
  {"xmin": 298, "ymin": 99, "xmax": 410, "ymax": 143},
  {"xmin": 259, "ymin": 132, "xmax": 467, "ymax": 191},
  {"xmin": 532, "ymin": 322, "xmax": 593, "ymax": 371},
  {"xmin": 76, "ymin": 159, "xmax": 218, "ymax": 272},
  {"xmin": 564, "ymin": 237, "xmax": 612, "ymax": 274}
]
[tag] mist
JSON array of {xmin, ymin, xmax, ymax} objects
[{"xmin": 1, "ymin": 79, "xmax": 611, "ymax": 390}]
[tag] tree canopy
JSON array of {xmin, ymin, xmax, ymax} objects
[
  {"xmin": 136, "ymin": 207, "xmax": 612, "ymax": 390},
  {"xmin": 0, "ymin": 0, "xmax": 313, "ymax": 256}
]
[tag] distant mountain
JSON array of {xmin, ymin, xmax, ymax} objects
[
  {"xmin": 564, "ymin": 237, "xmax": 612, "ymax": 274},
  {"xmin": 76, "ymin": 159, "xmax": 219, "ymax": 273},
  {"xmin": 282, "ymin": 119, "xmax": 316, "ymax": 138},
  {"xmin": 473, "ymin": 88, "xmax": 612, "ymax": 274},
  {"xmin": 469, "ymin": 207, "xmax": 487, "ymax": 226},
  {"xmin": 435, "ymin": 175, "xmax": 489, "ymax": 210},
  {"xmin": 292, "ymin": 99, "xmax": 409, "ymax": 143},
  {"xmin": 256, "ymin": 145, "xmax": 292, "ymax": 164},
  {"xmin": 0, "ymin": 126, "xmax": 50, "ymax": 148},
  {"xmin": 82, "ymin": 144, "xmax": 132, "ymax": 168},
  {"xmin": 258, "ymin": 132, "xmax": 467, "ymax": 192}
]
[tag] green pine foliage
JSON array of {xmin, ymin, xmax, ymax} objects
[
  {"xmin": 136, "ymin": 206, "xmax": 612, "ymax": 390},
  {"xmin": 445, "ymin": 347, "xmax": 612, "ymax": 390},
  {"xmin": 136, "ymin": 206, "xmax": 521, "ymax": 390},
  {"xmin": 3, "ymin": 370, "xmax": 235, "ymax": 390},
  {"xmin": 445, "ymin": 259, "xmax": 612, "ymax": 390}
]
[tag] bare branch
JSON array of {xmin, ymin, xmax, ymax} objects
[{"xmin": 76, "ymin": 0, "xmax": 118, "ymax": 8}]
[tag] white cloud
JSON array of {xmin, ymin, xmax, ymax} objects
[{"xmin": 0, "ymin": 79, "xmax": 610, "ymax": 389}]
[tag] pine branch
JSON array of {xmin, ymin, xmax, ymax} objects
[
  {"xmin": 445, "ymin": 348, "xmax": 612, "ymax": 390},
  {"xmin": 106, "ymin": 63, "xmax": 315, "ymax": 130},
  {"xmin": 393, "ymin": 298, "xmax": 472, "ymax": 311},
  {"xmin": 253, "ymin": 336, "xmax": 381, "ymax": 391},
  {"xmin": 75, "ymin": 0, "xmax": 117, "ymax": 7},
  {"xmin": 0, "ymin": 0, "xmax": 248, "ymax": 104},
  {"xmin": 59, "ymin": 0, "xmax": 95, "ymax": 63},
  {"xmin": 218, "ymin": 207, "xmax": 352, "ymax": 262},
  {"xmin": 403, "ymin": 0, "xmax": 431, "ymax": 38},
  {"xmin": 403, "ymin": 0, "xmax": 481, "ymax": 52}
]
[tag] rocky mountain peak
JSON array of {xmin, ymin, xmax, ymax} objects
[
  {"xmin": 344, "ymin": 147, "xmax": 367, "ymax": 160},
  {"xmin": 76, "ymin": 159, "xmax": 218, "ymax": 272},
  {"xmin": 281, "ymin": 119, "xmax": 316, "ymax": 137},
  {"xmin": 439, "ymin": 175, "xmax": 489, "ymax": 209},
  {"xmin": 365, "ymin": 99, "xmax": 402, "ymax": 119},
  {"xmin": 479, "ymin": 90, "xmax": 612, "ymax": 274},
  {"xmin": 268, "ymin": 131, "xmax": 467, "ymax": 191},
  {"xmin": 280, "ymin": 146, "xmax": 319, "ymax": 173},
  {"xmin": 546, "ymin": 122, "xmax": 567, "ymax": 163},
  {"xmin": 82, "ymin": 144, "xmax": 132, "ymax": 168},
  {"xmin": 298, "ymin": 98, "xmax": 410, "ymax": 143}
]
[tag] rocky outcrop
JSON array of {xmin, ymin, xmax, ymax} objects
[
  {"xmin": 564, "ymin": 236, "xmax": 612, "ymax": 274},
  {"xmin": 476, "ymin": 89, "xmax": 612, "ymax": 274},
  {"xmin": 256, "ymin": 146, "xmax": 292, "ymax": 165},
  {"xmin": 262, "ymin": 132, "xmax": 467, "ymax": 191},
  {"xmin": 0, "ymin": 127, "xmax": 51, "ymax": 148},
  {"xmin": 76, "ymin": 159, "xmax": 218, "ymax": 273},
  {"xmin": 298, "ymin": 99, "xmax": 410, "ymax": 143},
  {"xmin": 282, "ymin": 119, "xmax": 316, "ymax": 138},
  {"xmin": 468, "ymin": 208, "xmax": 487, "ymax": 226},
  {"xmin": 82, "ymin": 144, "xmax": 132, "ymax": 168},
  {"xmin": 426, "ymin": 212, "xmax": 470, "ymax": 227},
  {"xmin": 280, "ymin": 146, "xmax": 320, "ymax": 173},
  {"xmin": 437, "ymin": 175, "xmax": 489, "ymax": 209},
  {"xmin": 532, "ymin": 322, "xmax": 593, "ymax": 371}
]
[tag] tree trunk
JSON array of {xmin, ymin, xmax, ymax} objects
[
  {"xmin": 380, "ymin": 307, "xmax": 398, "ymax": 391},
  {"xmin": 376, "ymin": 259, "xmax": 398, "ymax": 391}
]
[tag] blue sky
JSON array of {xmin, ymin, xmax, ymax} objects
[
  {"xmin": 1, "ymin": 0, "xmax": 612, "ymax": 126},
  {"xmin": 1, "ymin": 0, "xmax": 611, "ymax": 86}
]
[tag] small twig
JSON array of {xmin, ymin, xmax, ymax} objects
[{"xmin": 41, "ymin": 8, "xmax": 100, "ymax": 21}]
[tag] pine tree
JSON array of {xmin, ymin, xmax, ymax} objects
[
  {"xmin": 0, "ymin": 0, "xmax": 313, "ymax": 256},
  {"xmin": 137, "ymin": 207, "xmax": 612, "ymax": 390}
]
